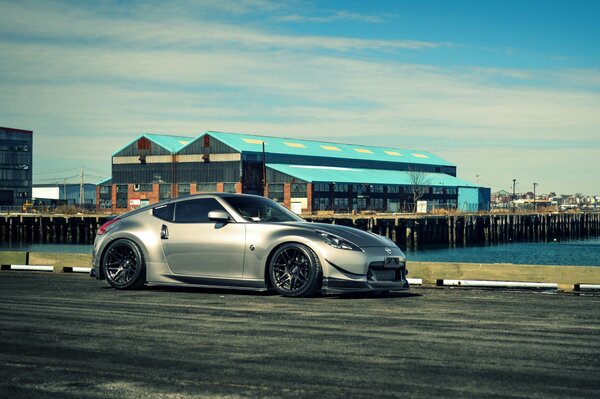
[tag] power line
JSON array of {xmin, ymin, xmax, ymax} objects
[{"xmin": 33, "ymin": 167, "xmax": 80, "ymax": 175}]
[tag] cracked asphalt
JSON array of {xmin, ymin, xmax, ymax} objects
[{"xmin": 1, "ymin": 271, "xmax": 599, "ymax": 398}]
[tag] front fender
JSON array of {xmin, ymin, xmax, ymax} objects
[{"xmin": 242, "ymin": 224, "xmax": 369, "ymax": 281}]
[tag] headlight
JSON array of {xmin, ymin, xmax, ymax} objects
[{"xmin": 316, "ymin": 230, "xmax": 363, "ymax": 251}]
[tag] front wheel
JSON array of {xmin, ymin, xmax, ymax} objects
[
  {"xmin": 102, "ymin": 239, "xmax": 146, "ymax": 290},
  {"xmin": 269, "ymin": 243, "xmax": 322, "ymax": 297}
]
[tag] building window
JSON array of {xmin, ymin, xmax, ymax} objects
[
  {"xmin": 178, "ymin": 184, "xmax": 190, "ymax": 197},
  {"xmin": 334, "ymin": 184, "xmax": 348, "ymax": 193},
  {"xmin": 370, "ymin": 198, "xmax": 384, "ymax": 211},
  {"xmin": 159, "ymin": 184, "xmax": 171, "ymax": 200},
  {"xmin": 268, "ymin": 183, "xmax": 284, "ymax": 202},
  {"xmin": 334, "ymin": 197, "xmax": 349, "ymax": 211},
  {"xmin": 100, "ymin": 199, "xmax": 112, "ymax": 209},
  {"xmin": 136, "ymin": 183, "xmax": 153, "ymax": 192},
  {"xmin": 116, "ymin": 185, "xmax": 128, "ymax": 209},
  {"xmin": 314, "ymin": 183, "xmax": 328, "ymax": 193},
  {"xmin": 196, "ymin": 183, "xmax": 217, "ymax": 193},
  {"xmin": 432, "ymin": 187, "xmax": 444, "ymax": 195},
  {"xmin": 314, "ymin": 196, "xmax": 329, "ymax": 211},
  {"xmin": 291, "ymin": 183, "xmax": 307, "ymax": 197},
  {"xmin": 223, "ymin": 183, "xmax": 237, "ymax": 193}
]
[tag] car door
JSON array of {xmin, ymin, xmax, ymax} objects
[{"xmin": 159, "ymin": 197, "xmax": 246, "ymax": 277}]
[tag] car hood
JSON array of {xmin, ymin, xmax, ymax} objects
[{"xmin": 288, "ymin": 222, "xmax": 393, "ymax": 248}]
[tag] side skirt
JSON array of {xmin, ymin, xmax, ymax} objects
[{"xmin": 151, "ymin": 274, "xmax": 268, "ymax": 291}]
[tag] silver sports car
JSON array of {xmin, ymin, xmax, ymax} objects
[{"xmin": 91, "ymin": 193, "xmax": 409, "ymax": 297}]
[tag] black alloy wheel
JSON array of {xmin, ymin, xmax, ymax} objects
[
  {"xmin": 103, "ymin": 239, "xmax": 146, "ymax": 289},
  {"xmin": 269, "ymin": 243, "xmax": 322, "ymax": 297}
]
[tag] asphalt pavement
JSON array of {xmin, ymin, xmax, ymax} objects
[{"xmin": 1, "ymin": 271, "xmax": 599, "ymax": 398}]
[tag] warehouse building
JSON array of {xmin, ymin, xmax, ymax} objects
[
  {"xmin": 0, "ymin": 127, "xmax": 32, "ymax": 208},
  {"xmin": 97, "ymin": 131, "xmax": 490, "ymax": 213}
]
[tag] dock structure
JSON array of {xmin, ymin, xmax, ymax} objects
[
  {"xmin": 0, "ymin": 212, "xmax": 599, "ymax": 247},
  {"xmin": 306, "ymin": 212, "xmax": 600, "ymax": 248},
  {"xmin": 0, "ymin": 214, "xmax": 106, "ymax": 245}
]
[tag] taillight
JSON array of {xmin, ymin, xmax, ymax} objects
[{"xmin": 97, "ymin": 218, "xmax": 120, "ymax": 235}]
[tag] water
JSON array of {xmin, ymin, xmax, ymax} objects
[
  {"xmin": 0, "ymin": 243, "xmax": 93, "ymax": 254},
  {"xmin": 1, "ymin": 238, "xmax": 599, "ymax": 266},
  {"xmin": 405, "ymin": 238, "xmax": 600, "ymax": 267}
]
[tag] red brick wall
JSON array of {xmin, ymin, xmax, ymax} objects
[
  {"xmin": 111, "ymin": 184, "xmax": 117, "ymax": 213},
  {"xmin": 283, "ymin": 183, "xmax": 291, "ymax": 209},
  {"xmin": 95, "ymin": 186, "xmax": 101, "ymax": 212},
  {"xmin": 235, "ymin": 182, "xmax": 242, "ymax": 193},
  {"xmin": 216, "ymin": 182, "xmax": 224, "ymax": 192},
  {"xmin": 306, "ymin": 183, "xmax": 313, "ymax": 213}
]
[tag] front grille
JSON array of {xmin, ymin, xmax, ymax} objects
[{"xmin": 367, "ymin": 264, "xmax": 405, "ymax": 282}]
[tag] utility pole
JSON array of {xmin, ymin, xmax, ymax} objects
[
  {"xmin": 80, "ymin": 164, "xmax": 84, "ymax": 208},
  {"xmin": 533, "ymin": 182, "xmax": 538, "ymax": 212},
  {"xmin": 262, "ymin": 142, "xmax": 267, "ymax": 197}
]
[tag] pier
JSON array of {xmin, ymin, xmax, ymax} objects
[
  {"xmin": 0, "ymin": 211, "xmax": 599, "ymax": 247},
  {"xmin": 0, "ymin": 214, "xmax": 106, "ymax": 245},
  {"xmin": 306, "ymin": 212, "xmax": 600, "ymax": 248}
]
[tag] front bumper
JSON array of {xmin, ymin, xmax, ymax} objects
[{"xmin": 322, "ymin": 277, "xmax": 409, "ymax": 294}]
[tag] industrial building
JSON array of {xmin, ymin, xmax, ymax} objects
[
  {"xmin": 97, "ymin": 131, "xmax": 490, "ymax": 213},
  {"xmin": 0, "ymin": 127, "xmax": 32, "ymax": 208}
]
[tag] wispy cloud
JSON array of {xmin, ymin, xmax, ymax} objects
[
  {"xmin": 0, "ymin": 1, "xmax": 439, "ymax": 52},
  {"xmin": 277, "ymin": 10, "xmax": 385, "ymax": 24}
]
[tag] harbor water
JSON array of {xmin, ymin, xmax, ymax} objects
[{"xmin": 1, "ymin": 238, "xmax": 599, "ymax": 267}]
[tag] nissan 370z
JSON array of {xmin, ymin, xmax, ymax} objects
[{"xmin": 91, "ymin": 193, "xmax": 409, "ymax": 297}]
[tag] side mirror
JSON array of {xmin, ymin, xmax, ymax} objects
[{"xmin": 208, "ymin": 210, "xmax": 231, "ymax": 223}]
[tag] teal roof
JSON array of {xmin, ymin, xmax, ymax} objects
[
  {"xmin": 267, "ymin": 164, "xmax": 478, "ymax": 187},
  {"xmin": 112, "ymin": 133, "xmax": 195, "ymax": 156},
  {"xmin": 96, "ymin": 177, "xmax": 112, "ymax": 185},
  {"xmin": 205, "ymin": 131, "xmax": 453, "ymax": 167},
  {"xmin": 144, "ymin": 133, "xmax": 195, "ymax": 153}
]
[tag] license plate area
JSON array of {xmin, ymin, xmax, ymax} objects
[{"xmin": 384, "ymin": 256, "xmax": 402, "ymax": 269}]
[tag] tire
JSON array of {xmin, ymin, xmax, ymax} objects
[
  {"xmin": 269, "ymin": 243, "xmax": 322, "ymax": 297},
  {"xmin": 102, "ymin": 239, "xmax": 146, "ymax": 290}
]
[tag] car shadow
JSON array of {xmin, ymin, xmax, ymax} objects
[
  {"xmin": 142, "ymin": 285, "xmax": 275, "ymax": 296},
  {"xmin": 325, "ymin": 291, "xmax": 422, "ymax": 300},
  {"xmin": 102, "ymin": 283, "xmax": 420, "ymax": 299}
]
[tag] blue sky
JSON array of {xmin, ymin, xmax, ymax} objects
[{"xmin": 1, "ymin": 0, "xmax": 599, "ymax": 194}]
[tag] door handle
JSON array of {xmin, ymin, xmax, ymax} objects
[{"xmin": 160, "ymin": 224, "xmax": 169, "ymax": 239}]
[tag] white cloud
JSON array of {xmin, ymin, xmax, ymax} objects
[{"xmin": 277, "ymin": 10, "xmax": 385, "ymax": 24}]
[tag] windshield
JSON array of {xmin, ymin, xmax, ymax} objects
[{"xmin": 223, "ymin": 196, "xmax": 304, "ymax": 223}]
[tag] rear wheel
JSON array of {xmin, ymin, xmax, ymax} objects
[
  {"xmin": 102, "ymin": 239, "xmax": 146, "ymax": 290},
  {"xmin": 269, "ymin": 243, "xmax": 322, "ymax": 297}
]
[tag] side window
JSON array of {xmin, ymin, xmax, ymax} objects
[
  {"xmin": 174, "ymin": 198, "xmax": 226, "ymax": 223},
  {"xmin": 152, "ymin": 203, "xmax": 174, "ymax": 221}
]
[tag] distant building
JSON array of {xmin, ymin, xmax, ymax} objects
[
  {"xmin": 98, "ymin": 131, "xmax": 490, "ymax": 213},
  {"xmin": 32, "ymin": 183, "xmax": 97, "ymax": 207},
  {"xmin": 0, "ymin": 127, "xmax": 32, "ymax": 207}
]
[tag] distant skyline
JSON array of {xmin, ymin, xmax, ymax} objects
[{"xmin": 1, "ymin": 0, "xmax": 598, "ymax": 194}]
